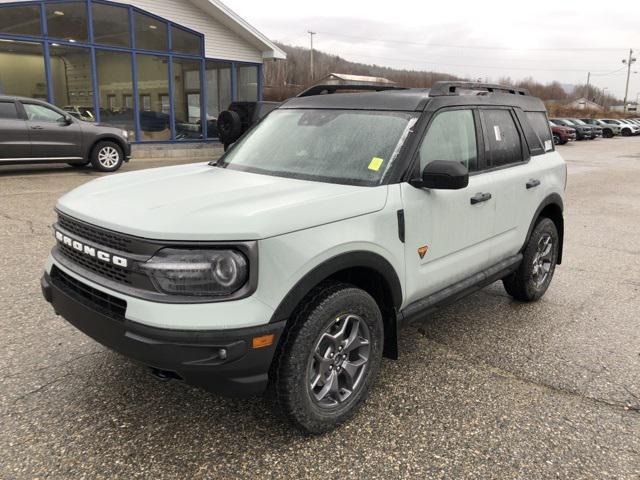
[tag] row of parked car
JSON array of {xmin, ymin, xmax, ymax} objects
[{"xmin": 549, "ymin": 117, "xmax": 640, "ymax": 145}]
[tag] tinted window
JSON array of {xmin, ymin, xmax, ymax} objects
[
  {"xmin": 0, "ymin": 4, "xmax": 42, "ymax": 36},
  {"xmin": 0, "ymin": 102, "xmax": 18, "ymax": 119},
  {"xmin": 24, "ymin": 104, "xmax": 65, "ymax": 123},
  {"xmin": 526, "ymin": 111, "xmax": 553, "ymax": 151},
  {"xmin": 419, "ymin": 109, "xmax": 477, "ymax": 171},
  {"xmin": 46, "ymin": 1, "xmax": 88, "ymax": 42},
  {"xmin": 134, "ymin": 12, "xmax": 168, "ymax": 51},
  {"xmin": 171, "ymin": 26, "xmax": 202, "ymax": 55},
  {"xmin": 481, "ymin": 109, "xmax": 523, "ymax": 168},
  {"xmin": 93, "ymin": 3, "xmax": 130, "ymax": 47}
]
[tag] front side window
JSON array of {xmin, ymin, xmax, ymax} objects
[
  {"xmin": 23, "ymin": 104, "xmax": 65, "ymax": 123},
  {"xmin": 481, "ymin": 109, "xmax": 523, "ymax": 168},
  {"xmin": 221, "ymin": 109, "xmax": 417, "ymax": 186},
  {"xmin": 419, "ymin": 109, "xmax": 477, "ymax": 172}
]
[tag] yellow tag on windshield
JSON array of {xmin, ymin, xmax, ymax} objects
[{"xmin": 368, "ymin": 157, "xmax": 384, "ymax": 171}]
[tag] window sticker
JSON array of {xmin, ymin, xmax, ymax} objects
[
  {"xmin": 368, "ymin": 157, "xmax": 384, "ymax": 171},
  {"xmin": 544, "ymin": 139, "xmax": 553, "ymax": 151},
  {"xmin": 494, "ymin": 125, "xmax": 502, "ymax": 142}
]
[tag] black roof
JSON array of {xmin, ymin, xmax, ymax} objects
[{"xmin": 281, "ymin": 82, "xmax": 547, "ymax": 113}]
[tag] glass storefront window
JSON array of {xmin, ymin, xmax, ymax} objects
[
  {"xmin": 96, "ymin": 50, "xmax": 134, "ymax": 137},
  {"xmin": 134, "ymin": 12, "xmax": 167, "ymax": 52},
  {"xmin": 136, "ymin": 54, "xmax": 170, "ymax": 141},
  {"xmin": 173, "ymin": 58, "xmax": 202, "ymax": 140},
  {"xmin": 171, "ymin": 26, "xmax": 202, "ymax": 56},
  {"xmin": 236, "ymin": 64, "xmax": 258, "ymax": 101},
  {"xmin": 46, "ymin": 1, "xmax": 88, "ymax": 43},
  {"xmin": 0, "ymin": 40, "xmax": 46, "ymax": 99},
  {"xmin": 205, "ymin": 61, "xmax": 232, "ymax": 139},
  {"xmin": 49, "ymin": 44, "xmax": 94, "ymax": 118},
  {"xmin": 93, "ymin": 2, "xmax": 130, "ymax": 47},
  {"xmin": 0, "ymin": 4, "xmax": 42, "ymax": 36}
]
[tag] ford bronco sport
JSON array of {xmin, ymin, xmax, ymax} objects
[{"xmin": 41, "ymin": 82, "xmax": 566, "ymax": 433}]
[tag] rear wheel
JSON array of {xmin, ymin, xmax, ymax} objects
[
  {"xmin": 503, "ymin": 218, "xmax": 559, "ymax": 302},
  {"xmin": 270, "ymin": 283, "xmax": 384, "ymax": 434},
  {"xmin": 91, "ymin": 141, "xmax": 123, "ymax": 172}
]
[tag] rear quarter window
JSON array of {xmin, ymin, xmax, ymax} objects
[
  {"xmin": 0, "ymin": 101, "xmax": 18, "ymax": 119},
  {"xmin": 525, "ymin": 111, "xmax": 553, "ymax": 153},
  {"xmin": 481, "ymin": 109, "xmax": 523, "ymax": 168}
]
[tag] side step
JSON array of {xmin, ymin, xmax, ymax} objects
[{"xmin": 399, "ymin": 254, "xmax": 522, "ymax": 327}]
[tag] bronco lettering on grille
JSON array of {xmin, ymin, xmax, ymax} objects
[{"xmin": 55, "ymin": 230, "xmax": 129, "ymax": 268}]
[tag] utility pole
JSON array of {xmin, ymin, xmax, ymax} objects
[
  {"xmin": 308, "ymin": 30, "xmax": 316, "ymax": 82},
  {"xmin": 622, "ymin": 49, "xmax": 636, "ymax": 113},
  {"xmin": 585, "ymin": 72, "xmax": 591, "ymax": 101}
]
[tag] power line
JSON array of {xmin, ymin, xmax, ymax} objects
[
  {"xmin": 329, "ymin": 50, "xmax": 630, "ymax": 74},
  {"xmin": 313, "ymin": 30, "xmax": 629, "ymax": 52}
]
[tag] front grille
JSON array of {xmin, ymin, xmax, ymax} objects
[
  {"xmin": 59, "ymin": 244, "xmax": 133, "ymax": 285},
  {"xmin": 51, "ymin": 266, "xmax": 127, "ymax": 321},
  {"xmin": 58, "ymin": 214, "xmax": 134, "ymax": 253}
]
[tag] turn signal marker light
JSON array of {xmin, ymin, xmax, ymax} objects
[{"xmin": 252, "ymin": 334, "xmax": 275, "ymax": 349}]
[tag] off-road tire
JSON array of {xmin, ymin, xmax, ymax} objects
[
  {"xmin": 91, "ymin": 141, "xmax": 124, "ymax": 172},
  {"xmin": 269, "ymin": 282, "xmax": 384, "ymax": 434},
  {"xmin": 503, "ymin": 218, "xmax": 559, "ymax": 302}
]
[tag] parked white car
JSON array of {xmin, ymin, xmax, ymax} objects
[{"xmin": 42, "ymin": 82, "xmax": 566, "ymax": 433}]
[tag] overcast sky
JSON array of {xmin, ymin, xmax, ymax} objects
[{"xmin": 224, "ymin": 0, "xmax": 640, "ymax": 100}]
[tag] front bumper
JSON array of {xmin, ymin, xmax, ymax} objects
[{"xmin": 41, "ymin": 270, "xmax": 285, "ymax": 396}]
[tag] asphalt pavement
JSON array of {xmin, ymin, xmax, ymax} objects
[{"xmin": 1, "ymin": 139, "xmax": 639, "ymax": 479}]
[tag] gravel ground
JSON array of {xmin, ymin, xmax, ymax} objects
[{"xmin": 1, "ymin": 139, "xmax": 639, "ymax": 479}]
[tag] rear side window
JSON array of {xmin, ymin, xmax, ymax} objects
[
  {"xmin": 0, "ymin": 101, "xmax": 18, "ymax": 119},
  {"xmin": 481, "ymin": 109, "xmax": 523, "ymax": 168},
  {"xmin": 525, "ymin": 111, "xmax": 553, "ymax": 152}
]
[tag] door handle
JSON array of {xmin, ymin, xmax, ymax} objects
[
  {"xmin": 470, "ymin": 192, "xmax": 492, "ymax": 205},
  {"xmin": 30, "ymin": 126, "xmax": 44, "ymax": 130},
  {"xmin": 526, "ymin": 179, "xmax": 541, "ymax": 189}
]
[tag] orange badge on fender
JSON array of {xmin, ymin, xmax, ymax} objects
[{"xmin": 418, "ymin": 246, "xmax": 428, "ymax": 259}]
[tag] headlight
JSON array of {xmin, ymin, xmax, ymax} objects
[
  {"xmin": 121, "ymin": 130, "xmax": 129, "ymax": 139},
  {"xmin": 141, "ymin": 249, "xmax": 248, "ymax": 296}
]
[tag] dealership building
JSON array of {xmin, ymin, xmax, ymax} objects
[{"xmin": 0, "ymin": 0, "xmax": 285, "ymax": 144}]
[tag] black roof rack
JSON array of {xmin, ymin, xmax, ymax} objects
[
  {"xmin": 429, "ymin": 81, "xmax": 530, "ymax": 97},
  {"xmin": 297, "ymin": 83, "xmax": 407, "ymax": 98}
]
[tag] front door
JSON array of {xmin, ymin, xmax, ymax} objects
[
  {"xmin": 21, "ymin": 102, "xmax": 83, "ymax": 159},
  {"xmin": 0, "ymin": 101, "xmax": 30, "ymax": 160},
  {"xmin": 401, "ymin": 108, "xmax": 496, "ymax": 306}
]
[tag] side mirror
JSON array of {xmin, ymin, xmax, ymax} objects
[
  {"xmin": 62, "ymin": 115, "xmax": 73, "ymax": 125},
  {"xmin": 410, "ymin": 160, "xmax": 469, "ymax": 190}
]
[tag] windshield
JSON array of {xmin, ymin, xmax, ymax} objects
[
  {"xmin": 571, "ymin": 119, "xmax": 586, "ymax": 125},
  {"xmin": 219, "ymin": 109, "xmax": 417, "ymax": 186}
]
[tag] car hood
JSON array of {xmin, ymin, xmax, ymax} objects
[{"xmin": 56, "ymin": 163, "xmax": 389, "ymax": 241}]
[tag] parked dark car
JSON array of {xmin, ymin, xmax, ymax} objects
[
  {"xmin": 566, "ymin": 119, "xmax": 602, "ymax": 139},
  {"xmin": 0, "ymin": 96, "xmax": 130, "ymax": 172},
  {"xmin": 550, "ymin": 118, "xmax": 593, "ymax": 140},
  {"xmin": 549, "ymin": 122, "xmax": 576, "ymax": 145}
]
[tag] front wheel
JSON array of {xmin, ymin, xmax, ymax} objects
[
  {"xmin": 91, "ymin": 141, "xmax": 124, "ymax": 172},
  {"xmin": 269, "ymin": 283, "xmax": 384, "ymax": 434},
  {"xmin": 503, "ymin": 218, "xmax": 559, "ymax": 302},
  {"xmin": 553, "ymin": 134, "xmax": 561, "ymax": 145}
]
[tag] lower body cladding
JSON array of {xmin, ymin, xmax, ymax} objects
[{"xmin": 41, "ymin": 266, "xmax": 285, "ymax": 396}]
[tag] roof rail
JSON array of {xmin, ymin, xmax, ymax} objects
[
  {"xmin": 429, "ymin": 81, "xmax": 530, "ymax": 97},
  {"xmin": 297, "ymin": 83, "xmax": 407, "ymax": 98}
]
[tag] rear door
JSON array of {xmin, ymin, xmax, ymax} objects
[
  {"xmin": 401, "ymin": 108, "xmax": 497, "ymax": 305},
  {"xmin": 21, "ymin": 102, "xmax": 83, "ymax": 159},
  {"xmin": 0, "ymin": 100, "xmax": 30, "ymax": 160}
]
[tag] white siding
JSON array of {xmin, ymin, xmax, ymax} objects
[{"xmin": 0, "ymin": 0, "xmax": 264, "ymax": 63}]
